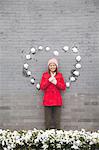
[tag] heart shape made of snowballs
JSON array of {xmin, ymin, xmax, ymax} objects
[{"xmin": 22, "ymin": 45, "xmax": 82, "ymax": 90}]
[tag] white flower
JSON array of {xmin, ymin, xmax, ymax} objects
[
  {"xmin": 13, "ymin": 130, "xmax": 18, "ymax": 135},
  {"xmin": 63, "ymin": 46, "xmax": 69, "ymax": 52},
  {"xmin": 75, "ymin": 63, "xmax": 81, "ymax": 69},
  {"xmin": 31, "ymin": 47, "xmax": 36, "ymax": 54},
  {"xmin": 76, "ymin": 56, "xmax": 81, "ymax": 62},
  {"xmin": 53, "ymin": 51, "xmax": 59, "ymax": 56},
  {"xmin": 4, "ymin": 148, "xmax": 8, "ymax": 150},
  {"xmin": 0, "ymin": 129, "xmax": 3, "ymax": 134},
  {"xmin": 45, "ymin": 46, "xmax": 50, "ymax": 51},
  {"xmin": 56, "ymin": 143, "xmax": 61, "ymax": 148},
  {"xmin": 38, "ymin": 46, "xmax": 43, "ymax": 50},
  {"xmin": 36, "ymin": 83, "xmax": 40, "ymax": 90},
  {"xmin": 7, "ymin": 145, "xmax": 12, "ymax": 150},
  {"xmin": 42, "ymin": 144, "xmax": 48, "ymax": 150},
  {"xmin": 26, "ymin": 54, "xmax": 31, "ymax": 60},
  {"xmin": 72, "ymin": 47, "xmax": 78, "ymax": 53},
  {"xmin": 1, "ymin": 128, "xmax": 99, "ymax": 149},
  {"xmin": 71, "ymin": 145, "xmax": 79, "ymax": 149},
  {"xmin": 23, "ymin": 63, "xmax": 29, "ymax": 69},
  {"xmin": 27, "ymin": 71, "xmax": 31, "ymax": 76},
  {"xmin": 2, "ymin": 140, "xmax": 5, "ymax": 146}
]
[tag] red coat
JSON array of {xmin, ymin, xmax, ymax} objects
[{"xmin": 40, "ymin": 71, "xmax": 66, "ymax": 106}]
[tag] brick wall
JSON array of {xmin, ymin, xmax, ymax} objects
[{"xmin": 0, "ymin": 0, "xmax": 99, "ymax": 131}]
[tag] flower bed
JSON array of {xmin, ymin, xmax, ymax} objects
[{"xmin": 0, "ymin": 128, "xmax": 99, "ymax": 150}]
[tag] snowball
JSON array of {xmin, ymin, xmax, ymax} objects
[
  {"xmin": 31, "ymin": 47, "xmax": 36, "ymax": 54},
  {"xmin": 70, "ymin": 76, "xmax": 76, "ymax": 82},
  {"xmin": 73, "ymin": 70, "xmax": 80, "ymax": 76},
  {"xmin": 76, "ymin": 56, "xmax": 81, "ymax": 62},
  {"xmin": 72, "ymin": 47, "xmax": 78, "ymax": 53},
  {"xmin": 38, "ymin": 46, "xmax": 43, "ymax": 50},
  {"xmin": 23, "ymin": 63, "xmax": 29, "ymax": 69},
  {"xmin": 53, "ymin": 51, "xmax": 59, "ymax": 56},
  {"xmin": 63, "ymin": 46, "xmax": 69, "ymax": 52},
  {"xmin": 66, "ymin": 82, "xmax": 70, "ymax": 88},
  {"xmin": 45, "ymin": 46, "xmax": 50, "ymax": 51},
  {"xmin": 36, "ymin": 83, "xmax": 40, "ymax": 90},
  {"xmin": 75, "ymin": 63, "xmax": 81, "ymax": 69},
  {"xmin": 27, "ymin": 71, "xmax": 31, "ymax": 76},
  {"xmin": 31, "ymin": 78, "xmax": 35, "ymax": 84},
  {"xmin": 26, "ymin": 54, "xmax": 31, "ymax": 60}
]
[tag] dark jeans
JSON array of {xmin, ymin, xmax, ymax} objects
[{"xmin": 44, "ymin": 106, "xmax": 61, "ymax": 130}]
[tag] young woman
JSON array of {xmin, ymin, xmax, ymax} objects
[{"xmin": 40, "ymin": 58, "xmax": 66, "ymax": 129}]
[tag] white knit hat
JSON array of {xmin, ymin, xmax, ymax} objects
[{"xmin": 48, "ymin": 58, "xmax": 58, "ymax": 67}]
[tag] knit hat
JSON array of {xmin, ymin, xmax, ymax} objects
[{"xmin": 48, "ymin": 58, "xmax": 58, "ymax": 67}]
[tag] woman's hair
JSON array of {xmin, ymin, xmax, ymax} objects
[{"xmin": 48, "ymin": 65, "xmax": 58, "ymax": 74}]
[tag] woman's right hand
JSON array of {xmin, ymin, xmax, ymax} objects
[
  {"xmin": 48, "ymin": 76, "xmax": 57, "ymax": 85},
  {"xmin": 48, "ymin": 76, "xmax": 54, "ymax": 82}
]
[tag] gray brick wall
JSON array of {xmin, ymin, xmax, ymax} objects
[{"xmin": 0, "ymin": 0, "xmax": 99, "ymax": 131}]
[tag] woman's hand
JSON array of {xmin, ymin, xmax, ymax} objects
[
  {"xmin": 51, "ymin": 77, "xmax": 57, "ymax": 85},
  {"xmin": 48, "ymin": 76, "xmax": 54, "ymax": 82},
  {"xmin": 48, "ymin": 72, "xmax": 56, "ymax": 82},
  {"xmin": 48, "ymin": 76, "xmax": 57, "ymax": 85}
]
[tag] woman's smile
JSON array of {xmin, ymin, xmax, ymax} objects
[{"xmin": 48, "ymin": 63, "xmax": 57, "ymax": 72}]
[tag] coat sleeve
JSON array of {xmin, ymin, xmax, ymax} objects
[
  {"xmin": 56, "ymin": 73, "xmax": 66, "ymax": 90},
  {"xmin": 40, "ymin": 73, "xmax": 50, "ymax": 90}
]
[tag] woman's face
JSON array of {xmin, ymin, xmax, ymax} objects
[{"xmin": 48, "ymin": 63, "xmax": 57, "ymax": 72}]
